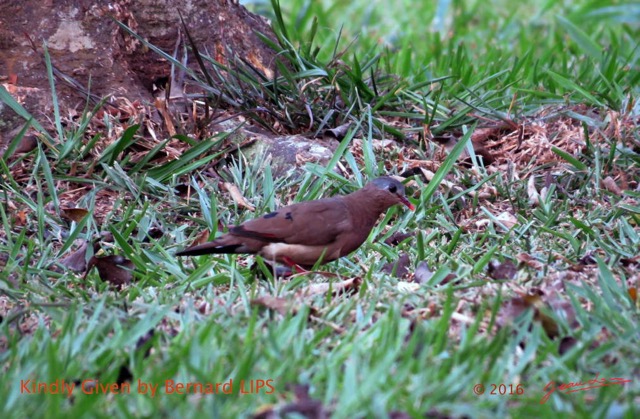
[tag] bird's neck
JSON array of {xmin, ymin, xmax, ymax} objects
[{"xmin": 342, "ymin": 188, "xmax": 390, "ymax": 228}]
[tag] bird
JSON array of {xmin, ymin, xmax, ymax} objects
[{"xmin": 176, "ymin": 176, "xmax": 414, "ymax": 269}]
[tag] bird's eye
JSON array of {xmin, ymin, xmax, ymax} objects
[{"xmin": 389, "ymin": 185, "xmax": 397, "ymax": 193}]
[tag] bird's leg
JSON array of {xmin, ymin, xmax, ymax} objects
[
  {"xmin": 251, "ymin": 260, "xmax": 294, "ymax": 279},
  {"xmin": 282, "ymin": 257, "xmax": 309, "ymax": 274}
]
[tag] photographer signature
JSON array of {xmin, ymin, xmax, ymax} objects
[{"xmin": 540, "ymin": 373, "xmax": 632, "ymax": 404}]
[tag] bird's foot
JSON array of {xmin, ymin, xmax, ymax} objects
[
  {"xmin": 252, "ymin": 261, "xmax": 294, "ymax": 279},
  {"xmin": 282, "ymin": 257, "xmax": 310, "ymax": 274}
]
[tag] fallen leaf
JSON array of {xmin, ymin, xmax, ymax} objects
[
  {"xmin": 523, "ymin": 293, "xmax": 561, "ymax": 339},
  {"xmin": 397, "ymin": 281, "xmax": 420, "ymax": 293},
  {"xmin": 372, "ymin": 139, "xmax": 397, "ymax": 150},
  {"xmin": 602, "ymin": 176, "xmax": 623, "ymax": 196},
  {"xmin": 60, "ymin": 242, "xmax": 90, "ymax": 272},
  {"xmin": 498, "ymin": 290, "xmax": 578, "ymax": 340},
  {"xmin": 85, "ymin": 255, "xmax": 134, "ymax": 287},
  {"xmin": 487, "ymin": 260, "xmax": 518, "ymax": 280},
  {"xmin": 61, "ymin": 207, "xmax": 89, "ymax": 223},
  {"xmin": 12, "ymin": 135, "xmax": 38, "ymax": 155},
  {"xmin": 383, "ymin": 231, "xmax": 414, "ymax": 246},
  {"xmin": 323, "ymin": 122, "xmax": 351, "ymax": 139},
  {"xmin": 295, "ymin": 277, "xmax": 362, "ymax": 298},
  {"xmin": 440, "ymin": 273, "xmax": 460, "ymax": 285},
  {"xmin": 382, "ymin": 253, "xmax": 410, "ymax": 278},
  {"xmin": 250, "ymin": 296, "xmax": 294, "ymax": 316},
  {"xmin": 14, "ymin": 210, "xmax": 27, "ymax": 226},
  {"xmin": 527, "ymin": 176, "xmax": 540, "ymax": 206},
  {"xmin": 517, "ymin": 253, "xmax": 544, "ymax": 269},
  {"xmin": 432, "ymin": 132, "xmax": 496, "ymax": 166},
  {"xmin": 60, "ymin": 232, "xmax": 114, "ymax": 273},
  {"xmin": 174, "ymin": 184, "xmax": 190, "ymax": 197},
  {"xmin": 619, "ymin": 255, "xmax": 639, "ymax": 266},
  {"xmin": 414, "ymin": 261, "xmax": 433, "ymax": 284},
  {"xmin": 558, "ymin": 336, "xmax": 578, "ymax": 355},
  {"xmin": 578, "ymin": 252, "xmax": 597, "ymax": 265},
  {"xmin": 223, "ymin": 182, "xmax": 255, "ymax": 211},
  {"xmin": 154, "ymin": 97, "xmax": 176, "ymax": 136},
  {"xmin": 495, "ymin": 211, "xmax": 518, "ymax": 230},
  {"xmin": 146, "ymin": 227, "xmax": 164, "ymax": 241},
  {"xmin": 191, "ymin": 229, "xmax": 211, "ymax": 247}
]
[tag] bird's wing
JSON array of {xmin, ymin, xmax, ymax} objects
[{"xmin": 229, "ymin": 198, "xmax": 352, "ymax": 246}]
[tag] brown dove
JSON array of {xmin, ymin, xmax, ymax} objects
[{"xmin": 176, "ymin": 177, "xmax": 414, "ymax": 268}]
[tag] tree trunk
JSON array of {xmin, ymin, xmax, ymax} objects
[{"xmin": 0, "ymin": 0, "xmax": 279, "ymax": 144}]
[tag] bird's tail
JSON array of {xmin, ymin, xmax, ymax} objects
[{"xmin": 175, "ymin": 241, "xmax": 243, "ymax": 256}]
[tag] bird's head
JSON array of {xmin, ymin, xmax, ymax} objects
[{"xmin": 369, "ymin": 177, "xmax": 415, "ymax": 211}]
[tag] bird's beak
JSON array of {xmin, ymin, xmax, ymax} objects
[{"xmin": 400, "ymin": 196, "xmax": 415, "ymax": 211}]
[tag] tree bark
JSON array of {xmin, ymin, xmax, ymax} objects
[{"xmin": 0, "ymin": 0, "xmax": 279, "ymax": 144}]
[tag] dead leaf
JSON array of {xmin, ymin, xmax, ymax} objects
[
  {"xmin": 323, "ymin": 122, "xmax": 351, "ymax": 139},
  {"xmin": 414, "ymin": 261, "xmax": 433, "ymax": 284},
  {"xmin": 145, "ymin": 227, "xmax": 164, "ymax": 241},
  {"xmin": 441, "ymin": 273, "xmax": 459, "ymax": 285},
  {"xmin": 223, "ymin": 182, "xmax": 255, "ymax": 211},
  {"xmin": 602, "ymin": 176, "xmax": 623, "ymax": 196},
  {"xmin": 620, "ymin": 255, "xmax": 639, "ymax": 266},
  {"xmin": 558, "ymin": 336, "xmax": 578, "ymax": 355},
  {"xmin": 250, "ymin": 296, "xmax": 295, "ymax": 316},
  {"xmin": 498, "ymin": 290, "xmax": 577, "ymax": 340},
  {"xmin": 191, "ymin": 229, "xmax": 211, "ymax": 247},
  {"xmin": 468, "ymin": 140, "xmax": 495, "ymax": 166},
  {"xmin": 14, "ymin": 210, "xmax": 27, "ymax": 226},
  {"xmin": 382, "ymin": 253, "xmax": 410, "ymax": 278},
  {"xmin": 517, "ymin": 253, "xmax": 544, "ymax": 269},
  {"xmin": 61, "ymin": 207, "xmax": 89, "ymax": 223},
  {"xmin": 578, "ymin": 252, "xmax": 597, "ymax": 266},
  {"xmin": 60, "ymin": 242, "xmax": 90, "ymax": 272},
  {"xmin": 487, "ymin": 260, "xmax": 518, "ymax": 280},
  {"xmin": 198, "ymin": 300, "xmax": 211, "ymax": 315},
  {"xmin": 85, "ymin": 255, "xmax": 134, "ymax": 287},
  {"xmin": 174, "ymin": 184, "xmax": 190, "ymax": 197},
  {"xmin": 12, "ymin": 135, "xmax": 38, "ymax": 155},
  {"xmin": 495, "ymin": 211, "xmax": 518, "ymax": 230},
  {"xmin": 374, "ymin": 138, "xmax": 398, "ymax": 150},
  {"xmin": 431, "ymin": 132, "xmax": 496, "ymax": 166},
  {"xmin": 154, "ymin": 97, "xmax": 176, "ymax": 136},
  {"xmin": 295, "ymin": 277, "xmax": 362, "ymax": 298},
  {"xmin": 60, "ymin": 232, "xmax": 114, "ymax": 273},
  {"xmin": 527, "ymin": 176, "xmax": 540, "ymax": 206},
  {"xmin": 397, "ymin": 281, "xmax": 420, "ymax": 293},
  {"xmin": 383, "ymin": 231, "xmax": 414, "ymax": 246}
]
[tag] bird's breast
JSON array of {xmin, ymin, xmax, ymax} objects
[{"xmin": 259, "ymin": 242, "xmax": 341, "ymax": 266}]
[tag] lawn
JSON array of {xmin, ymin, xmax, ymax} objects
[{"xmin": 1, "ymin": 0, "xmax": 639, "ymax": 417}]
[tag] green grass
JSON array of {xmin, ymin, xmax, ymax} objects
[{"xmin": 1, "ymin": 0, "xmax": 639, "ymax": 417}]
